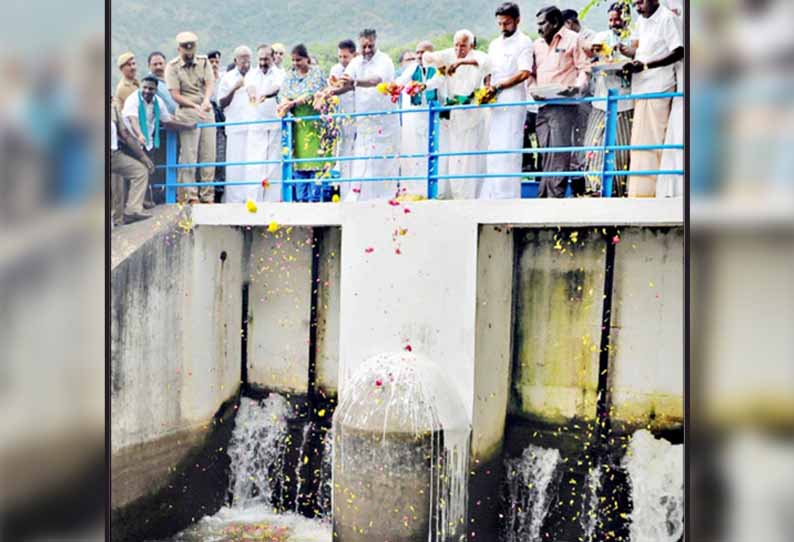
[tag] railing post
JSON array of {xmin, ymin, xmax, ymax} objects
[
  {"xmin": 281, "ymin": 117, "xmax": 294, "ymax": 202},
  {"xmin": 426, "ymin": 101, "xmax": 440, "ymax": 199},
  {"xmin": 165, "ymin": 129, "xmax": 178, "ymax": 204},
  {"xmin": 601, "ymin": 88, "xmax": 619, "ymax": 198}
]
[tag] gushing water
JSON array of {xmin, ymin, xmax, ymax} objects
[
  {"xmin": 293, "ymin": 422, "xmax": 313, "ymax": 513},
  {"xmin": 621, "ymin": 429, "xmax": 684, "ymax": 542},
  {"xmin": 314, "ymin": 427, "xmax": 333, "ymax": 521},
  {"xmin": 227, "ymin": 395, "xmax": 292, "ymax": 509},
  {"xmin": 334, "ymin": 351, "xmax": 471, "ymax": 542},
  {"xmin": 578, "ymin": 463, "xmax": 603, "ymax": 542},
  {"xmin": 503, "ymin": 444, "xmax": 561, "ymax": 542}
]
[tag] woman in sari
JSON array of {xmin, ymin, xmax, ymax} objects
[{"xmin": 277, "ymin": 44, "xmax": 335, "ymax": 202}]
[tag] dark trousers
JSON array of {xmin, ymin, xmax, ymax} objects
[
  {"xmin": 536, "ymin": 105, "xmax": 578, "ymax": 198},
  {"xmin": 292, "ymin": 170, "xmax": 333, "ymax": 202},
  {"xmin": 213, "ymin": 127, "xmax": 226, "ymax": 203},
  {"xmin": 522, "ymin": 111, "xmax": 539, "ymax": 173},
  {"xmin": 569, "ymin": 102, "xmax": 592, "ymax": 197},
  {"xmin": 147, "ymin": 140, "xmax": 167, "ymax": 205}
]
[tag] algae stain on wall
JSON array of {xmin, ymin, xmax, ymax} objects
[
  {"xmin": 608, "ymin": 227, "xmax": 684, "ymax": 431},
  {"xmin": 511, "ymin": 228, "xmax": 605, "ymax": 424}
]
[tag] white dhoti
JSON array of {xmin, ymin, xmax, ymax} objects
[
  {"xmin": 223, "ymin": 130, "xmax": 259, "ymax": 203},
  {"xmin": 399, "ymin": 107, "xmax": 429, "ymax": 197},
  {"xmin": 245, "ymin": 127, "xmax": 282, "ymax": 202},
  {"xmin": 342, "ymin": 116, "xmax": 400, "ymax": 202},
  {"xmin": 481, "ymin": 105, "xmax": 524, "ymax": 199},
  {"xmin": 440, "ymin": 109, "xmax": 486, "ymax": 200},
  {"xmin": 657, "ymin": 95, "xmax": 684, "ymax": 198}
]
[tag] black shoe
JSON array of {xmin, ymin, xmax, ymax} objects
[
  {"xmin": 123, "ymin": 212, "xmax": 152, "ymax": 225},
  {"xmin": 143, "ymin": 200, "xmax": 157, "ymax": 210}
]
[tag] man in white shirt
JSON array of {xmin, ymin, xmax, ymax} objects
[
  {"xmin": 326, "ymin": 28, "xmax": 400, "ymax": 201},
  {"xmin": 620, "ymin": 0, "xmax": 684, "ymax": 196},
  {"xmin": 244, "ymin": 44, "xmax": 285, "ymax": 202},
  {"xmin": 122, "ymin": 76, "xmax": 195, "ymax": 205},
  {"xmin": 395, "ymin": 40, "xmax": 437, "ymax": 196},
  {"xmin": 217, "ymin": 45, "xmax": 257, "ymax": 203},
  {"xmin": 122, "ymin": 76, "xmax": 177, "ymax": 150},
  {"xmin": 328, "ymin": 39, "xmax": 357, "ymax": 182},
  {"xmin": 482, "ymin": 2, "xmax": 534, "ymax": 199},
  {"xmin": 424, "ymin": 29, "xmax": 491, "ymax": 199}
]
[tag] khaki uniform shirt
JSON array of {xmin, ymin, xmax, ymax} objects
[
  {"xmin": 114, "ymin": 77, "xmax": 140, "ymax": 108},
  {"xmin": 165, "ymin": 54, "xmax": 213, "ymax": 107}
]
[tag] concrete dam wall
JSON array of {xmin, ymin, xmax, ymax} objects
[{"xmin": 110, "ymin": 199, "xmax": 683, "ymax": 541}]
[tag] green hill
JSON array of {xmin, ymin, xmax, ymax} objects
[{"xmin": 111, "ymin": 0, "xmax": 611, "ymax": 82}]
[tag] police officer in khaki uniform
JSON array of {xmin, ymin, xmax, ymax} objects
[
  {"xmin": 115, "ymin": 52, "xmax": 140, "ymax": 107},
  {"xmin": 165, "ymin": 32, "xmax": 216, "ymax": 204}
]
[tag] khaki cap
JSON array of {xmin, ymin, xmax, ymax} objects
[
  {"xmin": 176, "ymin": 31, "xmax": 198, "ymax": 47},
  {"xmin": 272, "ymin": 43, "xmax": 286, "ymax": 53},
  {"xmin": 117, "ymin": 52, "xmax": 135, "ymax": 68}
]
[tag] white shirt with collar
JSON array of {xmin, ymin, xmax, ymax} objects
[
  {"xmin": 121, "ymin": 90, "xmax": 173, "ymax": 151},
  {"xmin": 218, "ymin": 68, "xmax": 256, "ymax": 134},
  {"xmin": 329, "ymin": 63, "xmax": 355, "ymax": 114},
  {"xmin": 488, "ymin": 31, "xmax": 534, "ymax": 103},
  {"xmin": 632, "ymin": 4, "xmax": 684, "ymax": 94},
  {"xmin": 344, "ymin": 50, "xmax": 396, "ymax": 113},
  {"xmin": 244, "ymin": 66, "xmax": 285, "ymax": 131}
]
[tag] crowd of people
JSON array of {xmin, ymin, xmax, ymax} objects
[{"xmin": 110, "ymin": 0, "xmax": 684, "ymax": 226}]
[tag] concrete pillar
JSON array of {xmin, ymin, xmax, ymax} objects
[{"xmin": 247, "ymin": 226, "xmax": 314, "ymax": 393}]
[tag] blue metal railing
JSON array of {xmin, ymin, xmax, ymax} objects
[{"xmin": 154, "ymin": 88, "xmax": 684, "ymax": 203}]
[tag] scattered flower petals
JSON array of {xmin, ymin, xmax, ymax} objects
[
  {"xmin": 245, "ymin": 199, "xmax": 258, "ymax": 213},
  {"xmin": 364, "ymin": 247, "xmax": 374, "ymax": 253},
  {"xmin": 267, "ymin": 221, "xmax": 280, "ymax": 233}
]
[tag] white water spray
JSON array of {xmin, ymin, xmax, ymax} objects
[
  {"xmin": 293, "ymin": 422, "xmax": 313, "ymax": 513},
  {"xmin": 579, "ymin": 462, "xmax": 603, "ymax": 542},
  {"xmin": 227, "ymin": 395, "xmax": 292, "ymax": 509},
  {"xmin": 334, "ymin": 351, "xmax": 471, "ymax": 542},
  {"xmin": 621, "ymin": 429, "xmax": 684, "ymax": 542},
  {"xmin": 314, "ymin": 427, "xmax": 333, "ymax": 521},
  {"xmin": 503, "ymin": 444, "xmax": 561, "ymax": 542}
]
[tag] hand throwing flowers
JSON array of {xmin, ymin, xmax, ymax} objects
[
  {"xmin": 404, "ymin": 81, "xmax": 425, "ymax": 98},
  {"xmin": 473, "ymin": 86, "xmax": 498, "ymax": 105},
  {"xmin": 376, "ymin": 82, "xmax": 404, "ymax": 103}
]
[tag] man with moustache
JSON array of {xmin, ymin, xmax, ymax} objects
[
  {"xmin": 217, "ymin": 45, "xmax": 257, "ymax": 203},
  {"xmin": 481, "ymin": 2, "xmax": 534, "ymax": 199},
  {"xmin": 165, "ymin": 31, "xmax": 216, "ymax": 204},
  {"xmin": 325, "ymin": 28, "xmax": 399, "ymax": 201},
  {"xmin": 244, "ymin": 43, "xmax": 285, "ymax": 201},
  {"xmin": 326, "ymin": 39, "xmax": 357, "ymax": 181}
]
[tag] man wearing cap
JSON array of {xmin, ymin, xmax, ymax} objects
[
  {"xmin": 115, "ymin": 52, "xmax": 139, "ymax": 107},
  {"xmin": 272, "ymin": 43, "xmax": 286, "ymax": 69},
  {"xmin": 165, "ymin": 31, "xmax": 217, "ymax": 204}
]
